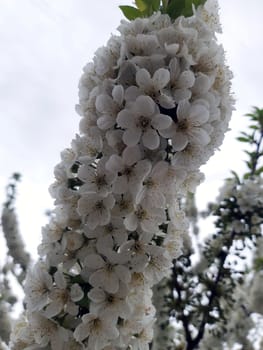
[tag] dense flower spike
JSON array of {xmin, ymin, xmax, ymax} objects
[{"xmin": 10, "ymin": 1, "xmax": 233, "ymax": 349}]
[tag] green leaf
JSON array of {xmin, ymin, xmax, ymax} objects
[
  {"xmin": 119, "ymin": 5, "xmax": 142, "ymax": 20},
  {"xmin": 161, "ymin": 0, "xmax": 169, "ymax": 11},
  {"xmin": 193, "ymin": 0, "xmax": 206, "ymax": 7},
  {"xmin": 255, "ymin": 166, "xmax": 263, "ymax": 175},
  {"xmin": 230, "ymin": 170, "xmax": 240, "ymax": 184},
  {"xmin": 167, "ymin": 0, "xmax": 185, "ymax": 19},
  {"xmin": 152, "ymin": 0, "xmax": 161, "ymax": 11},
  {"xmin": 142, "ymin": 0, "xmax": 156, "ymax": 5},
  {"xmin": 237, "ymin": 137, "xmax": 250, "ymax": 143},
  {"xmin": 183, "ymin": 0, "xmax": 195, "ymax": 16},
  {"xmin": 135, "ymin": 0, "xmax": 147, "ymax": 11},
  {"xmin": 249, "ymin": 125, "xmax": 259, "ymax": 130}
]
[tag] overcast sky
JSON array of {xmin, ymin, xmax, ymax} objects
[{"xmin": 1, "ymin": 0, "xmax": 263, "ymax": 258}]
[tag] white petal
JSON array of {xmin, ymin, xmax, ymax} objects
[
  {"xmin": 142, "ymin": 129, "xmax": 160, "ymax": 150},
  {"xmin": 103, "ymin": 193, "xmax": 115, "ymax": 209},
  {"xmin": 106, "ymin": 154, "xmax": 123, "ymax": 173},
  {"xmin": 85, "ymin": 254, "xmax": 105, "ymax": 269},
  {"xmin": 169, "ymin": 57, "xmax": 180, "ymax": 83},
  {"xmin": 44, "ymin": 302, "xmax": 62, "ymax": 318},
  {"xmin": 122, "ymin": 145, "xmax": 141, "ymax": 166},
  {"xmin": 136, "ymin": 68, "xmax": 152, "ymax": 89},
  {"xmin": 117, "ymin": 109, "xmax": 135, "ymax": 128},
  {"xmin": 177, "ymin": 100, "xmax": 190, "ymax": 121},
  {"xmin": 115, "ymin": 265, "xmax": 131, "ymax": 284},
  {"xmin": 88, "ymin": 288, "xmax": 106, "ymax": 303},
  {"xmin": 153, "ymin": 68, "xmax": 170, "ymax": 89},
  {"xmin": 158, "ymin": 93, "xmax": 175, "ymax": 109},
  {"xmin": 124, "ymin": 86, "xmax": 141, "ymax": 102},
  {"xmin": 189, "ymin": 128, "xmax": 211, "ymax": 145},
  {"xmin": 123, "ymin": 128, "xmax": 141, "ymax": 147},
  {"xmin": 173, "ymin": 88, "xmax": 191, "ymax": 103},
  {"xmin": 96, "ymin": 94, "xmax": 114, "ymax": 114},
  {"xmin": 113, "ymin": 176, "xmax": 128, "ymax": 194},
  {"xmin": 97, "ymin": 115, "xmax": 115, "ymax": 130},
  {"xmin": 140, "ymin": 218, "xmax": 157, "ymax": 233},
  {"xmin": 178, "ymin": 70, "xmax": 195, "ymax": 88},
  {"xmin": 54, "ymin": 270, "xmax": 66, "ymax": 289},
  {"xmin": 172, "ymin": 132, "xmax": 189, "ymax": 151},
  {"xmin": 151, "ymin": 114, "xmax": 172, "ymax": 130},
  {"xmin": 112, "ymin": 85, "xmax": 124, "ymax": 105},
  {"xmin": 124, "ymin": 213, "xmax": 138, "ymax": 231},
  {"xmin": 134, "ymin": 159, "xmax": 152, "ymax": 179},
  {"xmin": 164, "ymin": 42, "xmax": 179, "ymax": 56},
  {"xmin": 192, "ymin": 73, "xmax": 213, "ymax": 94},
  {"xmin": 135, "ymin": 95, "xmax": 155, "ymax": 117},
  {"xmin": 70, "ymin": 284, "xmax": 84, "ymax": 302},
  {"xmin": 189, "ymin": 105, "xmax": 209, "ymax": 124}
]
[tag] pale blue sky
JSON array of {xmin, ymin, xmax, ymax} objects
[{"xmin": 0, "ymin": 0, "xmax": 263, "ymax": 257}]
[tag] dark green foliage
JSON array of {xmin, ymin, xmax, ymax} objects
[{"xmin": 119, "ymin": 0, "xmax": 206, "ymax": 21}]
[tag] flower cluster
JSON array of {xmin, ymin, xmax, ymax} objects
[
  {"xmin": 10, "ymin": 2, "xmax": 233, "ymax": 349},
  {"xmin": 216, "ymin": 176, "xmax": 263, "ymax": 236}
]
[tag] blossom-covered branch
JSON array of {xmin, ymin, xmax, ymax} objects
[{"xmin": 9, "ymin": 1, "xmax": 233, "ymax": 349}]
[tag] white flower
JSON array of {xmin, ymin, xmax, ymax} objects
[
  {"xmin": 24, "ymin": 262, "xmax": 53, "ymax": 312},
  {"xmin": 144, "ymin": 245, "xmax": 173, "ymax": 285},
  {"xmin": 117, "ymin": 95, "xmax": 172, "ymax": 150},
  {"xmin": 120, "ymin": 232, "xmax": 152, "ymax": 273},
  {"xmin": 71, "ymin": 134, "xmax": 103, "ymax": 164},
  {"xmin": 171, "ymin": 99, "xmax": 211, "ymax": 151},
  {"xmin": 172, "ymin": 142, "xmax": 212, "ymax": 170},
  {"xmin": 162, "ymin": 222, "xmax": 184, "ymax": 259},
  {"xmin": 95, "ymin": 85, "xmax": 124, "ymax": 130},
  {"xmin": 125, "ymin": 33, "xmax": 160, "ymax": 57},
  {"xmin": 78, "ymin": 157, "xmax": 116, "ymax": 196},
  {"xmin": 85, "ymin": 249, "xmax": 131, "ymax": 293},
  {"xmin": 136, "ymin": 67, "xmax": 173, "ymax": 108},
  {"xmin": 29, "ymin": 313, "xmax": 69, "ymax": 350},
  {"xmin": 106, "ymin": 145, "xmax": 151, "ymax": 197},
  {"xmin": 74, "ymin": 313, "xmax": 119, "ymax": 349},
  {"xmin": 61, "ymin": 230, "xmax": 84, "ymax": 252},
  {"xmin": 169, "ymin": 57, "xmax": 195, "ymax": 103},
  {"xmin": 88, "ymin": 283, "xmax": 131, "ymax": 321},
  {"xmin": 112, "ymin": 192, "xmax": 134, "ymax": 217},
  {"xmin": 43, "ymin": 270, "xmax": 80, "ymax": 318},
  {"xmin": 77, "ymin": 193, "xmax": 115, "ymax": 229},
  {"xmin": 124, "ymin": 203, "xmax": 166, "ymax": 233},
  {"xmin": 136, "ymin": 160, "xmax": 185, "ymax": 207},
  {"xmin": 84, "ymin": 217, "xmax": 127, "ymax": 247},
  {"xmin": 129, "ymin": 318, "xmax": 154, "ymax": 350},
  {"xmin": 195, "ymin": 0, "xmax": 222, "ymax": 33}
]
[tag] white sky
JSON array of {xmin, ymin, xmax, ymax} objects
[{"xmin": 0, "ymin": 0, "xmax": 263, "ymax": 259}]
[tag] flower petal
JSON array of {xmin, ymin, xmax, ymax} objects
[
  {"xmin": 135, "ymin": 95, "xmax": 155, "ymax": 117},
  {"xmin": 153, "ymin": 68, "xmax": 170, "ymax": 89},
  {"xmin": 142, "ymin": 129, "xmax": 160, "ymax": 150},
  {"xmin": 85, "ymin": 254, "xmax": 105, "ymax": 269},
  {"xmin": 136, "ymin": 68, "xmax": 152, "ymax": 89},
  {"xmin": 123, "ymin": 128, "xmax": 141, "ymax": 147},
  {"xmin": 117, "ymin": 109, "xmax": 135, "ymax": 128},
  {"xmin": 189, "ymin": 128, "xmax": 211, "ymax": 145},
  {"xmin": 172, "ymin": 132, "xmax": 189, "ymax": 151},
  {"xmin": 151, "ymin": 114, "xmax": 172, "ymax": 130}
]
